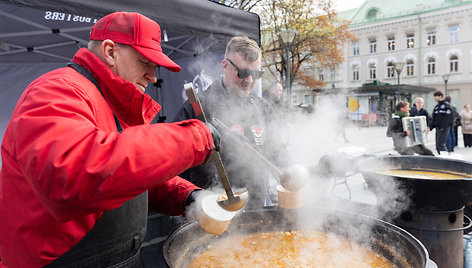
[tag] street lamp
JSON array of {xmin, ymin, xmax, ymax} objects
[
  {"xmin": 442, "ymin": 73, "xmax": 450, "ymax": 96},
  {"xmin": 394, "ymin": 62, "xmax": 405, "ymax": 101},
  {"xmin": 278, "ymin": 29, "xmax": 298, "ymax": 113}
]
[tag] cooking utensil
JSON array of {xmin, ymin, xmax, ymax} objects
[
  {"xmin": 212, "ymin": 118, "xmax": 307, "ymax": 191},
  {"xmin": 213, "ymin": 118, "xmax": 283, "ymax": 177},
  {"xmin": 184, "ymin": 83, "xmax": 248, "ymax": 212}
]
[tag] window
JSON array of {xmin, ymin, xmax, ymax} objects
[
  {"xmin": 427, "ymin": 57, "xmax": 436, "ymax": 75},
  {"xmin": 387, "ymin": 36, "xmax": 395, "ymax": 51},
  {"xmin": 387, "ymin": 62, "xmax": 395, "ymax": 78},
  {"xmin": 318, "ymin": 68, "xmax": 324, "ymax": 81},
  {"xmin": 353, "ymin": 42, "xmax": 359, "ymax": 56},
  {"xmin": 449, "ymin": 55, "xmax": 459, "ymax": 73},
  {"xmin": 304, "ymin": 95, "xmax": 311, "ymax": 104},
  {"xmin": 406, "ymin": 59, "xmax": 414, "ymax": 77},
  {"xmin": 449, "ymin": 25, "xmax": 459, "ymax": 44},
  {"xmin": 370, "ymin": 39, "xmax": 377, "ymax": 54},
  {"xmin": 330, "ymin": 68, "xmax": 336, "ymax": 81},
  {"xmin": 369, "ymin": 63, "xmax": 376, "ymax": 79},
  {"xmin": 427, "ymin": 29, "xmax": 436, "ymax": 46},
  {"xmin": 406, "ymin": 34, "xmax": 415, "ymax": 49},
  {"xmin": 352, "ymin": 65, "xmax": 359, "ymax": 81},
  {"xmin": 366, "ymin": 8, "xmax": 378, "ymax": 20}
]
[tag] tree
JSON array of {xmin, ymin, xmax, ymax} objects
[
  {"xmin": 259, "ymin": 0, "xmax": 354, "ymax": 91},
  {"xmin": 211, "ymin": 0, "xmax": 262, "ymax": 12}
]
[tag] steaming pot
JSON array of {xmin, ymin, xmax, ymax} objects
[
  {"xmin": 163, "ymin": 207, "xmax": 433, "ymax": 267},
  {"xmin": 360, "ymin": 155, "xmax": 472, "ymax": 210}
]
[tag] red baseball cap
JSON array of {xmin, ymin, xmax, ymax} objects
[{"xmin": 90, "ymin": 12, "xmax": 181, "ymax": 72}]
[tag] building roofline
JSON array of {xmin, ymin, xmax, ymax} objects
[{"xmin": 349, "ymin": 2, "xmax": 472, "ymax": 28}]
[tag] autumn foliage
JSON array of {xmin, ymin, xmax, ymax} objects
[{"xmin": 258, "ymin": 0, "xmax": 354, "ymax": 91}]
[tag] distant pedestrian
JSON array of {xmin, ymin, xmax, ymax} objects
[
  {"xmin": 410, "ymin": 97, "xmax": 431, "ymax": 131},
  {"xmin": 430, "ymin": 90, "xmax": 454, "ymax": 155},
  {"xmin": 445, "ymin": 96, "xmax": 460, "ymax": 152},
  {"xmin": 461, "ymin": 104, "xmax": 472, "ymax": 147},
  {"xmin": 336, "ymin": 107, "xmax": 350, "ymax": 143},
  {"xmin": 262, "ymin": 82, "xmax": 284, "ymax": 117},
  {"xmin": 386, "ymin": 101, "xmax": 433, "ymax": 155}
]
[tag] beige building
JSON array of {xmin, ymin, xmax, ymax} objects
[{"xmin": 292, "ymin": 0, "xmax": 472, "ymax": 116}]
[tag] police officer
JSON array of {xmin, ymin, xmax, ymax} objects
[{"xmin": 430, "ymin": 90, "xmax": 454, "ymax": 154}]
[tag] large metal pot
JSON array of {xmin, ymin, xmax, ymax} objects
[
  {"xmin": 360, "ymin": 155, "xmax": 472, "ymax": 210},
  {"xmin": 163, "ymin": 207, "xmax": 430, "ymax": 267},
  {"xmin": 360, "ymin": 155, "xmax": 472, "ymax": 268}
]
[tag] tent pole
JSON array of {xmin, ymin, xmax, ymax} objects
[{"xmin": 167, "ymin": 36, "xmax": 194, "ymax": 57}]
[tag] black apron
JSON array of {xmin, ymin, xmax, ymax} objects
[{"xmin": 45, "ymin": 63, "xmax": 148, "ymax": 267}]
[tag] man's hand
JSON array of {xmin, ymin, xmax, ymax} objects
[
  {"xmin": 185, "ymin": 190, "xmax": 203, "ymax": 221},
  {"xmin": 405, "ymin": 130, "xmax": 411, "ymax": 136},
  {"xmin": 205, "ymin": 122, "xmax": 221, "ymax": 151},
  {"xmin": 427, "ymin": 127, "xmax": 430, "ymax": 133}
]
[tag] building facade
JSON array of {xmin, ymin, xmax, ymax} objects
[{"xmin": 292, "ymin": 0, "xmax": 472, "ymax": 116}]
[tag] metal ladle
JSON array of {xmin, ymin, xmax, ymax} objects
[
  {"xmin": 184, "ymin": 83, "xmax": 248, "ymax": 212},
  {"xmin": 212, "ymin": 118, "xmax": 308, "ymax": 191}
]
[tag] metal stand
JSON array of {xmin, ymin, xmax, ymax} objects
[
  {"xmin": 330, "ymin": 172, "xmax": 355, "ymax": 200},
  {"xmin": 394, "ymin": 207, "xmax": 472, "ymax": 268},
  {"xmin": 154, "ymin": 67, "xmax": 166, "ymax": 123}
]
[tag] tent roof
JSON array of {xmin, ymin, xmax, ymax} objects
[{"xmin": 0, "ymin": 0, "xmax": 260, "ymax": 63}]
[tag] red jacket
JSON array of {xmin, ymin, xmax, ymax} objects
[{"xmin": 0, "ymin": 48, "xmax": 213, "ymax": 267}]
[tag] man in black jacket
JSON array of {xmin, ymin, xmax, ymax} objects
[
  {"xmin": 430, "ymin": 90, "xmax": 454, "ymax": 154},
  {"xmin": 174, "ymin": 36, "xmax": 288, "ymax": 208},
  {"xmin": 387, "ymin": 101, "xmax": 433, "ymax": 155}
]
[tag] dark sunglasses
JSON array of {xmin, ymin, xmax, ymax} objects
[{"xmin": 225, "ymin": 58, "xmax": 264, "ymax": 80}]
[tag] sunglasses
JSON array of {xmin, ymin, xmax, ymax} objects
[{"xmin": 225, "ymin": 58, "xmax": 264, "ymax": 80}]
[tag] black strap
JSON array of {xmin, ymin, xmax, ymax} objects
[{"xmin": 68, "ymin": 62, "xmax": 123, "ymax": 133}]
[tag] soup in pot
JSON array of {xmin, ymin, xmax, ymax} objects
[
  {"xmin": 190, "ymin": 230, "xmax": 396, "ymax": 267},
  {"xmin": 376, "ymin": 169, "xmax": 468, "ymax": 180}
]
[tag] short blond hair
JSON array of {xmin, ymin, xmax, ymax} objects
[
  {"xmin": 87, "ymin": 40, "xmax": 102, "ymax": 52},
  {"xmin": 225, "ymin": 36, "xmax": 261, "ymax": 62}
]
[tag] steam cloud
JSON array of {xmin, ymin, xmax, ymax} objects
[{"xmin": 177, "ymin": 50, "xmax": 411, "ymax": 266}]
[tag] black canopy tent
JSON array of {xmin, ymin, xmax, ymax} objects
[{"xmin": 0, "ymin": 0, "xmax": 260, "ymax": 150}]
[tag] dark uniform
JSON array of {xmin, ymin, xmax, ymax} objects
[
  {"xmin": 430, "ymin": 100, "xmax": 454, "ymax": 154},
  {"xmin": 174, "ymin": 77, "xmax": 288, "ymax": 208},
  {"xmin": 386, "ymin": 115, "xmax": 433, "ymax": 156}
]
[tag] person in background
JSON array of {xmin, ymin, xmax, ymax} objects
[
  {"xmin": 387, "ymin": 101, "xmax": 434, "ymax": 155},
  {"xmin": 410, "ymin": 97, "xmax": 431, "ymax": 131},
  {"xmin": 461, "ymin": 104, "xmax": 472, "ymax": 147},
  {"xmin": 262, "ymin": 81, "xmax": 284, "ymax": 116},
  {"xmin": 263, "ymin": 82, "xmax": 283, "ymax": 104},
  {"xmin": 430, "ymin": 90, "xmax": 454, "ymax": 155},
  {"xmin": 0, "ymin": 12, "xmax": 220, "ymax": 267},
  {"xmin": 336, "ymin": 107, "xmax": 350, "ymax": 143},
  {"xmin": 175, "ymin": 36, "xmax": 288, "ymax": 208},
  {"xmin": 444, "ymin": 96, "xmax": 460, "ymax": 152}
]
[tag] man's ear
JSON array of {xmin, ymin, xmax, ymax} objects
[
  {"xmin": 222, "ymin": 59, "xmax": 229, "ymax": 74},
  {"xmin": 101, "ymin": 39, "xmax": 117, "ymax": 67}
]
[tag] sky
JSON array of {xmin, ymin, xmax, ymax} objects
[{"xmin": 334, "ymin": 0, "xmax": 366, "ymax": 11}]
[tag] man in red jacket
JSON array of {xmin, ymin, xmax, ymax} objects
[{"xmin": 0, "ymin": 12, "xmax": 219, "ymax": 267}]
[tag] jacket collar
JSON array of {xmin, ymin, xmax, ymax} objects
[{"xmin": 72, "ymin": 48, "xmax": 160, "ymax": 126}]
